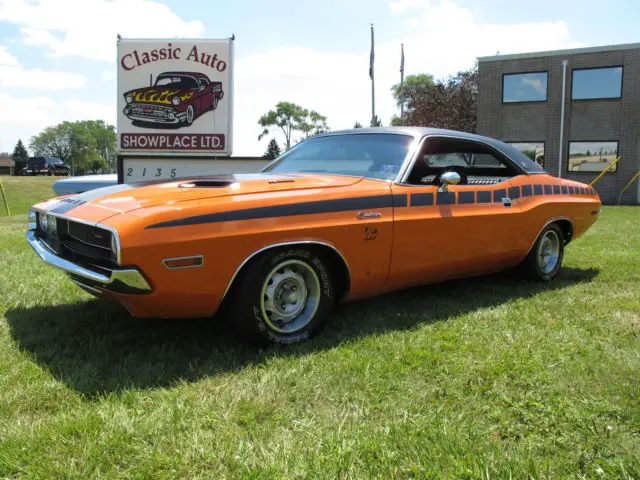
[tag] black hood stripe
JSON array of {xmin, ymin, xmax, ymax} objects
[{"xmin": 146, "ymin": 195, "xmax": 394, "ymax": 229}]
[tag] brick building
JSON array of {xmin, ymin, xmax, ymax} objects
[{"xmin": 477, "ymin": 42, "xmax": 640, "ymax": 204}]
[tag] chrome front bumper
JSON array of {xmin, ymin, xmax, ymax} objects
[{"xmin": 26, "ymin": 230, "xmax": 152, "ymax": 294}]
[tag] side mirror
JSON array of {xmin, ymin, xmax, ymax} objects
[{"xmin": 439, "ymin": 171, "xmax": 461, "ymax": 192}]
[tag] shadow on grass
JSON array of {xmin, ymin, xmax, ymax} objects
[{"xmin": 6, "ymin": 267, "xmax": 598, "ymax": 397}]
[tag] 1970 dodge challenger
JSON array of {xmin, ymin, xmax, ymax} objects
[{"xmin": 27, "ymin": 127, "xmax": 601, "ymax": 344}]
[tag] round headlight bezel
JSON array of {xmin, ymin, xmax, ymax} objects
[
  {"xmin": 125, "ymin": 93, "xmax": 134, "ymax": 104},
  {"xmin": 171, "ymin": 96, "xmax": 181, "ymax": 106}
]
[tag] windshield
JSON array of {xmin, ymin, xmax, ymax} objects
[
  {"xmin": 154, "ymin": 75, "xmax": 199, "ymax": 89},
  {"xmin": 263, "ymin": 133, "xmax": 415, "ymax": 180}
]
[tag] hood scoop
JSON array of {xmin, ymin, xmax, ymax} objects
[{"xmin": 179, "ymin": 180, "xmax": 235, "ymax": 188}]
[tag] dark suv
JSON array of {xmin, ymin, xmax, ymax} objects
[{"xmin": 24, "ymin": 157, "xmax": 71, "ymax": 176}]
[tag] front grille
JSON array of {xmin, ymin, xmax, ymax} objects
[
  {"xmin": 63, "ymin": 220, "xmax": 112, "ymax": 249},
  {"xmin": 130, "ymin": 104, "xmax": 171, "ymax": 118},
  {"xmin": 36, "ymin": 214, "xmax": 117, "ymax": 268},
  {"xmin": 60, "ymin": 237, "xmax": 112, "ymax": 261}
]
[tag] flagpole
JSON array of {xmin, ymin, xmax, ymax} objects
[
  {"xmin": 369, "ymin": 23, "xmax": 375, "ymax": 126},
  {"xmin": 400, "ymin": 43, "xmax": 405, "ymax": 119}
]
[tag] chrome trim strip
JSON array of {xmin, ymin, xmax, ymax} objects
[
  {"xmin": 27, "ymin": 230, "xmax": 151, "ymax": 292},
  {"xmin": 32, "ymin": 208, "xmax": 122, "ymax": 265},
  {"xmin": 221, "ymin": 241, "xmax": 352, "ymax": 302},
  {"xmin": 162, "ymin": 255, "xmax": 204, "ymax": 270},
  {"xmin": 525, "ymin": 216, "xmax": 574, "ymax": 256}
]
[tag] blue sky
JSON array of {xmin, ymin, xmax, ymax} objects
[{"xmin": 1, "ymin": 0, "xmax": 639, "ymax": 157}]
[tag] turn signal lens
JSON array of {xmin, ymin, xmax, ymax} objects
[{"xmin": 163, "ymin": 256, "xmax": 204, "ymax": 269}]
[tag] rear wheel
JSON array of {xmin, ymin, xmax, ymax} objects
[
  {"xmin": 521, "ymin": 223, "xmax": 564, "ymax": 281},
  {"xmin": 229, "ymin": 247, "xmax": 335, "ymax": 345}
]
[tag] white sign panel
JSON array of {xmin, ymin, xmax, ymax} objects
[{"xmin": 117, "ymin": 37, "xmax": 233, "ymax": 157}]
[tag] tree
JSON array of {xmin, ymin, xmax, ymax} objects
[
  {"xmin": 264, "ymin": 138, "xmax": 282, "ymax": 160},
  {"xmin": 258, "ymin": 102, "xmax": 329, "ymax": 151},
  {"xmin": 301, "ymin": 110, "xmax": 329, "ymax": 138},
  {"xmin": 370, "ymin": 115, "xmax": 383, "ymax": 127},
  {"xmin": 353, "ymin": 121, "xmax": 363, "ymax": 128},
  {"xmin": 391, "ymin": 73, "xmax": 435, "ymax": 123},
  {"xmin": 390, "ymin": 64, "xmax": 478, "ymax": 133},
  {"xmin": 11, "ymin": 139, "xmax": 29, "ymax": 174},
  {"xmin": 30, "ymin": 120, "xmax": 116, "ymax": 175}
]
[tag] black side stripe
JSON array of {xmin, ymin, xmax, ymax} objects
[
  {"xmin": 49, "ymin": 198, "xmax": 86, "ymax": 214},
  {"xmin": 411, "ymin": 193, "xmax": 434, "ymax": 206},
  {"xmin": 147, "ymin": 195, "xmax": 395, "ymax": 229},
  {"xmin": 458, "ymin": 191, "xmax": 475, "ymax": 204},
  {"xmin": 393, "ymin": 194, "xmax": 408, "ymax": 207},
  {"xmin": 437, "ymin": 192, "xmax": 456, "ymax": 205}
]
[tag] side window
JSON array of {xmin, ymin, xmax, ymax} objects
[{"xmin": 406, "ymin": 138, "xmax": 519, "ymax": 186}]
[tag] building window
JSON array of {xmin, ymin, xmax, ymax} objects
[
  {"xmin": 568, "ymin": 141, "xmax": 618, "ymax": 173},
  {"xmin": 508, "ymin": 142, "xmax": 545, "ymax": 169},
  {"xmin": 571, "ymin": 66, "xmax": 623, "ymax": 100},
  {"xmin": 503, "ymin": 72, "xmax": 548, "ymax": 103}
]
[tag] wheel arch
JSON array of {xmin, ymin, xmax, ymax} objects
[
  {"xmin": 526, "ymin": 216, "xmax": 574, "ymax": 255},
  {"xmin": 221, "ymin": 241, "xmax": 352, "ymax": 306}
]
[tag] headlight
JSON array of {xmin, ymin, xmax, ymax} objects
[
  {"xmin": 39, "ymin": 213, "xmax": 47, "ymax": 231},
  {"xmin": 171, "ymin": 96, "xmax": 181, "ymax": 106},
  {"xmin": 125, "ymin": 93, "xmax": 134, "ymax": 104}
]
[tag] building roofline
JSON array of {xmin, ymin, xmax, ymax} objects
[{"xmin": 477, "ymin": 41, "xmax": 640, "ymax": 62}]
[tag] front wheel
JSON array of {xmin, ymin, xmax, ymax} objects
[
  {"xmin": 229, "ymin": 248, "xmax": 335, "ymax": 345},
  {"xmin": 185, "ymin": 105, "xmax": 195, "ymax": 126},
  {"xmin": 521, "ymin": 223, "xmax": 564, "ymax": 281}
]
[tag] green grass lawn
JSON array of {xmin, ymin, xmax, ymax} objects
[
  {"xmin": 0, "ymin": 176, "xmax": 59, "ymax": 216},
  {"xmin": 0, "ymin": 196, "xmax": 639, "ymax": 477}
]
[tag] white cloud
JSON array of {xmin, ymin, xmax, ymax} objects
[
  {"xmin": 0, "ymin": 43, "xmax": 86, "ymax": 89},
  {"xmin": 0, "ymin": 92, "xmax": 115, "ymax": 151},
  {"xmin": 0, "ymin": 44, "xmax": 18, "ymax": 65},
  {"xmin": 0, "ymin": 0, "xmax": 205, "ymax": 62},
  {"xmin": 101, "ymin": 70, "xmax": 117, "ymax": 82},
  {"xmin": 0, "ymin": 65, "xmax": 85, "ymax": 89}
]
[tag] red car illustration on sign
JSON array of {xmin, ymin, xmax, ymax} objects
[{"xmin": 122, "ymin": 71, "xmax": 223, "ymax": 128}]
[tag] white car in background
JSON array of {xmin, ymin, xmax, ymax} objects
[{"xmin": 52, "ymin": 174, "xmax": 118, "ymax": 196}]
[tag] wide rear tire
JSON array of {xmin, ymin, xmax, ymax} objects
[
  {"xmin": 521, "ymin": 223, "xmax": 564, "ymax": 281},
  {"xmin": 228, "ymin": 247, "xmax": 335, "ymax": 345}
]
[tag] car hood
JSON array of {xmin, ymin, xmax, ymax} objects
[
  {"xmin": 36, "ymin": 173, "xmax": 364, "ymax": 223},
  {"xmin": 127, "ymin": 86, "xmax": 194, "ymax": 105}
]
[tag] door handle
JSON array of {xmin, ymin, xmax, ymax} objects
[{"xmin": 357, "ymin": 211, "xmax": 382, "ymax": 220}]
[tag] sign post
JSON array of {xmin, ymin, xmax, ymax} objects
[{"xmin": 116, "ymin": 36, "xmax": 234, "ymax": 183}]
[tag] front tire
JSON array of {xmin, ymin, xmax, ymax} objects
[
  {"xmin": 185, "ymin": 105, "xmax": 195, "ymax": 126},
  {"xmin": 229, "ymin": 247, "xmax": 335, "ymax": 345},
  {"xmin": 521, "ymin": 223, "xmax": 564, "ymax": 281}
]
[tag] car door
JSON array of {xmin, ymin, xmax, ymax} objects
[{"xmin": 386, "ymin": 136, "xmax": 528, "ymax": 291}]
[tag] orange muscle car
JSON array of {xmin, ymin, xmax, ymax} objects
[{"xmin": 27, "ymin": 127, "xmax": 602, "ymax": 344}]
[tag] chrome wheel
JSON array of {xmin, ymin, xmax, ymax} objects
[
  {"xmin": 186, "ymin": 105, "xmax": 194, "ymax": 124},
  {"xmin": 537, "ymin": 230, "xmax": 560, "ymax": 274},
  {"xmin": 260, "ymin": 259, "xmax": 321, "ymax": 334}
]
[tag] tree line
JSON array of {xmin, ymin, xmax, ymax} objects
[{"xmin": 9, "ymin": 120, "xmax": 116, "ymax": 175}]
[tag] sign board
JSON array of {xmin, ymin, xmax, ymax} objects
[{"xmin": 116, "ymin": 37, "xmax": 234, "ymax": 182}]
